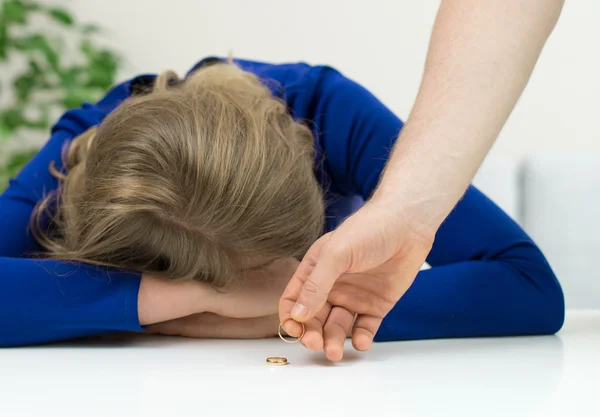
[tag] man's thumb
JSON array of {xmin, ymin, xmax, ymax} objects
[{"xmin": 291, "ymin": 245, "xmax": 349, "ymax": 322}]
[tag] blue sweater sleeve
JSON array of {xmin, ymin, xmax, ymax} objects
[
  {"xmin": 0, "ymin": 81, "xmax": 145, "ymax": 347},
  {"xmin": 302, "ymin": 66, "xmax": 565, "ymax": 341}
]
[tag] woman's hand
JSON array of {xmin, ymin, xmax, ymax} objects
[
  {"xmin": 138, "ymin": 273, "xmax": 218, "ymax": 326},
  {"xmin": 145, "ymin": 258, "xmax": 299, "ymax": 339},
  {"xmin": 205, "ymin": 257, "xmax": 300, "ymax": 319},
  {"xmin": 279, "ymin": 200, "xmax": 433, "ymax": 361},
  {"xmin": 146, "ymin": 313, "xmax": 279, "ymax": 339}
]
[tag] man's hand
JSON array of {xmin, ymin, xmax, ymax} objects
[{"xmin": 279, "ymin": 201, "xmax": 433, "ymax": 361}]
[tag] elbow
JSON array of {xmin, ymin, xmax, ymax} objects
[
  {"xmin": 498, "ymin": 239, "xmax": 565, "ymax": 336},
  {"xmin": 539, "ymin": 270, "xmax": 565, "ymax": 335},
  {"xmin": 520, "ymin": 262, "xmax": 565, "ymax": 336}
]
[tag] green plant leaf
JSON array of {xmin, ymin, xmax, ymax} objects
[
  {"xmin": 59, "ymin": 66, "xmax": 81, "ymax": 88},
  {"xmin": 46, "ymin": 7, "xmax": 74, "ymax": 26},
  {"xmin": 13, "ymin": 71, "xmax": 37, "ymax": 102},
  {"xmin": 0, "ymin": 21, "xmax": 8, "ymax": 59},
  {"xmin": 0, "ymin": 105, "xmax": 49, "ymax": 132},
  {"xmin": 81, "ymin": 24, "xmax": 101, "ymax": 34},
  {"xmin": 79, "ymin": 41, "xmax": 119, "ymax": 89},
  {"xmin": 28, "ymin": 58, "xmax": 43, "ymax": 74},
  {"xmin": 12, "ymin": 34, "xmax": 61, "ymax": 72},
  {"xmin": 61, "ymin": 87, "xmax": 100, "ymax": 108},
  {"xmin": 0, "ymin": 148, "xmax": 39, "ymax": 191},
  {"xmin": 19, "ymin": 1, "xmax": 40, "ymax": 12},
  {"xmin": 2, "ymin": 0, "xmax": 28, "ymax": 25},
  {"xmin": 12, "ymin": 59, "xmax": 44, "ymax": 102},
  {"xmin": 0, "ymin": 107, "xmax": 26, "ymax": 130},
  {"xmin": 0, "ymin": 2, "xmax": 121, "ymax": 147},
  {"xmin": 0, "ymin": 121, "xmax": 13, "ymax": 140},
  {"xmin": 79, "ymin": 39, "xmax": 94, "ymax": 58},
  {"xmin": 5, "ymin": 148, "xmax": 37, "ymax": 170}
]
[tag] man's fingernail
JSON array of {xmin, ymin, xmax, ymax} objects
[{"xmin": 291, "ymin": 303, "xmax": 308, "ymax": 318}]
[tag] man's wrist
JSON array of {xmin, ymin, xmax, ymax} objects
[
  {"xmin": 372, "ymin": 169, "xmax": 462, "ymax": 239},
  {"xmin": 371, "ymin": 125, "xmax": 473, "ymax": 235}
]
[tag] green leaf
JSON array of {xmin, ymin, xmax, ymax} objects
[
  {"xmin": 0, "ymin": 105, "xmax": 48, "ymax": 132},
  {"xmin": 0, "ymin": 3, "xmax": 121, "ymax": 146},
  {"xmin": 2, "ymin": 0, "xmax": 28, "ymax": 24},
  {"xmin": 61, "ymin": 87, "xmax": 100, "ymax": 108},
  {"xmin": 79, "ymin": 41, "xmax": 119, "ymax": 89},
  {"xmin": 13, "ymin": 71, "xmax": 37, "ymax": 101},
  {"xmin": 0, "ymin": 121, "xmax": 13, "ymax": 140},
  {"xmin": 28, "ymin": 58, "xmax": 43, "ymax": 74},
  {"xmin": 0, "ymin": 22, "xmax": 7, "ymax": 59},
  {"xmin": 87, "ymin": 64, "xmax": 117, "ymax": 89},
  {"xmin": 12, "ymin": 59, "xmax": 44, "ymax": 102},
  {"xmin": 46, "ymin": 7, "xmax": 74, "ymax": 25},
  {"xmin": 81, "ymin": 24, "xmax": 101, "ymax": 34},
  {"xmin": 0, "ymin": 148, "xmax": 39, "ymax": 190},
  {"xmin": 79, "ymin": 39, "xmax": 94, "ymax": 58},
  {"xmin": 12, "ymin": 35, "xmax": 60, "ymax": 72},
  {"xmin": 59, "ymin": 65, "xmax": 85, "ymax": 88},
  {"xmin": 19, "ymin": 1, "xmax": 41, "ymax": 12},
  {"xmin": 5, "ymin": 148, "xmax": 37, "ymax": 171},
  {"xmin": 0, "ymin": 107, "xmax": 26, "ymax": 130}
]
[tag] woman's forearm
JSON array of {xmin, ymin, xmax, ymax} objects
[
  {"xmin": 375, "ymin": 0, "xmax": 564, "ymax": 234},
  {"xmin": 138, "ymin": 274, "xmax": 215, "ymax": 325}
]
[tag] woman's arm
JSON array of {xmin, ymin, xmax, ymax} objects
[
  {"xmin": 377, "ymin": 186, "xmax": 564, "ymax": 341},
  {"xmin": 0, "ymin": 80, "xmax": 215, "ymax": 347},
  {"xmin": 0, "ymin": 259, "xmax": 214, "ymax": 347},
  {"xmin": 146, "ymin": 313, "xmax": 279, "ymax": 339}
]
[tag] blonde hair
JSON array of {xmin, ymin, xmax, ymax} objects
[{"xmin": 32, "ymin": 63, "xmax": 324, "ymax": 287}]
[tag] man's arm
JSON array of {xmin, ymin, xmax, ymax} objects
[
  {"xmin": 280, "ymin": 0, "xmax": 564, "ymax": 359},
  {"xmin": 376, "ymin": 0, "xmax": 564, "ymax": 235}
]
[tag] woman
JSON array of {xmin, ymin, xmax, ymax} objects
[{"xmin": 0, "ymin": 57, "xmax": 564, "ymax": 357}]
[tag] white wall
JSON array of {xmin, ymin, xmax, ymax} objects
[{"xmin": 47, "ymin": 0, "xmax": 600, "ymax": 162}]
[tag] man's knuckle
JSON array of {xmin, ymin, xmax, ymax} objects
[{"xmin": 302, "ymin": 279, "xmax": 320, "ymax": 296}]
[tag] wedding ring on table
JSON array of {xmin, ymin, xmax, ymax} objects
[
  {"xmin": 266, "ymin": 357, "xmax": 288, "ymax": 366},
  {"xmin": 278, "ymin": 318, "xmax": 305, "ymax": 344}
]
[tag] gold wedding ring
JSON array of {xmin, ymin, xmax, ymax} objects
[
  {"xmin": 266, "ymin": 356, "xmax": 288, "ymax": 366},
  {"xmin": 278, "ymin": 318, "xmax": 305, "ymax": 344}
]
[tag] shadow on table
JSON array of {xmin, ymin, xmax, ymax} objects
[
  {"xmin": 304, "ymin": 333, "xmax": 564, "ymax": 364},
  {"xmin": 23, "ymin": 332, "xmax": 193, "ymax": 349}
]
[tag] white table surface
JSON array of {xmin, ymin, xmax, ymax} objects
[{"xmin": 1, "ymin": 310, "xmax": 598, "ymax": 417}]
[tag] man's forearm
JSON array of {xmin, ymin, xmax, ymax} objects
[{"xmin": 375, "ymin": 0, "xmax": 563, "ymax": 234}]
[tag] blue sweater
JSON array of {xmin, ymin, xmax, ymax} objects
[{"xmin": 0, "ymin": 57, "xmax": 565, "ymax": 347}]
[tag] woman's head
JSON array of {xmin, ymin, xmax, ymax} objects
[{"xmin": 34, "ymin": 62, "xmax": 324, "ymax": 287}]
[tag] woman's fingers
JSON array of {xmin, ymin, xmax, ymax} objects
[
  {"xmin": 323, "ymin": 306, "xmax": 355, "ymax": 361},
  {"xmin": 351, "ymin": 314, "xmax": 382, "ymax": 351}
]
